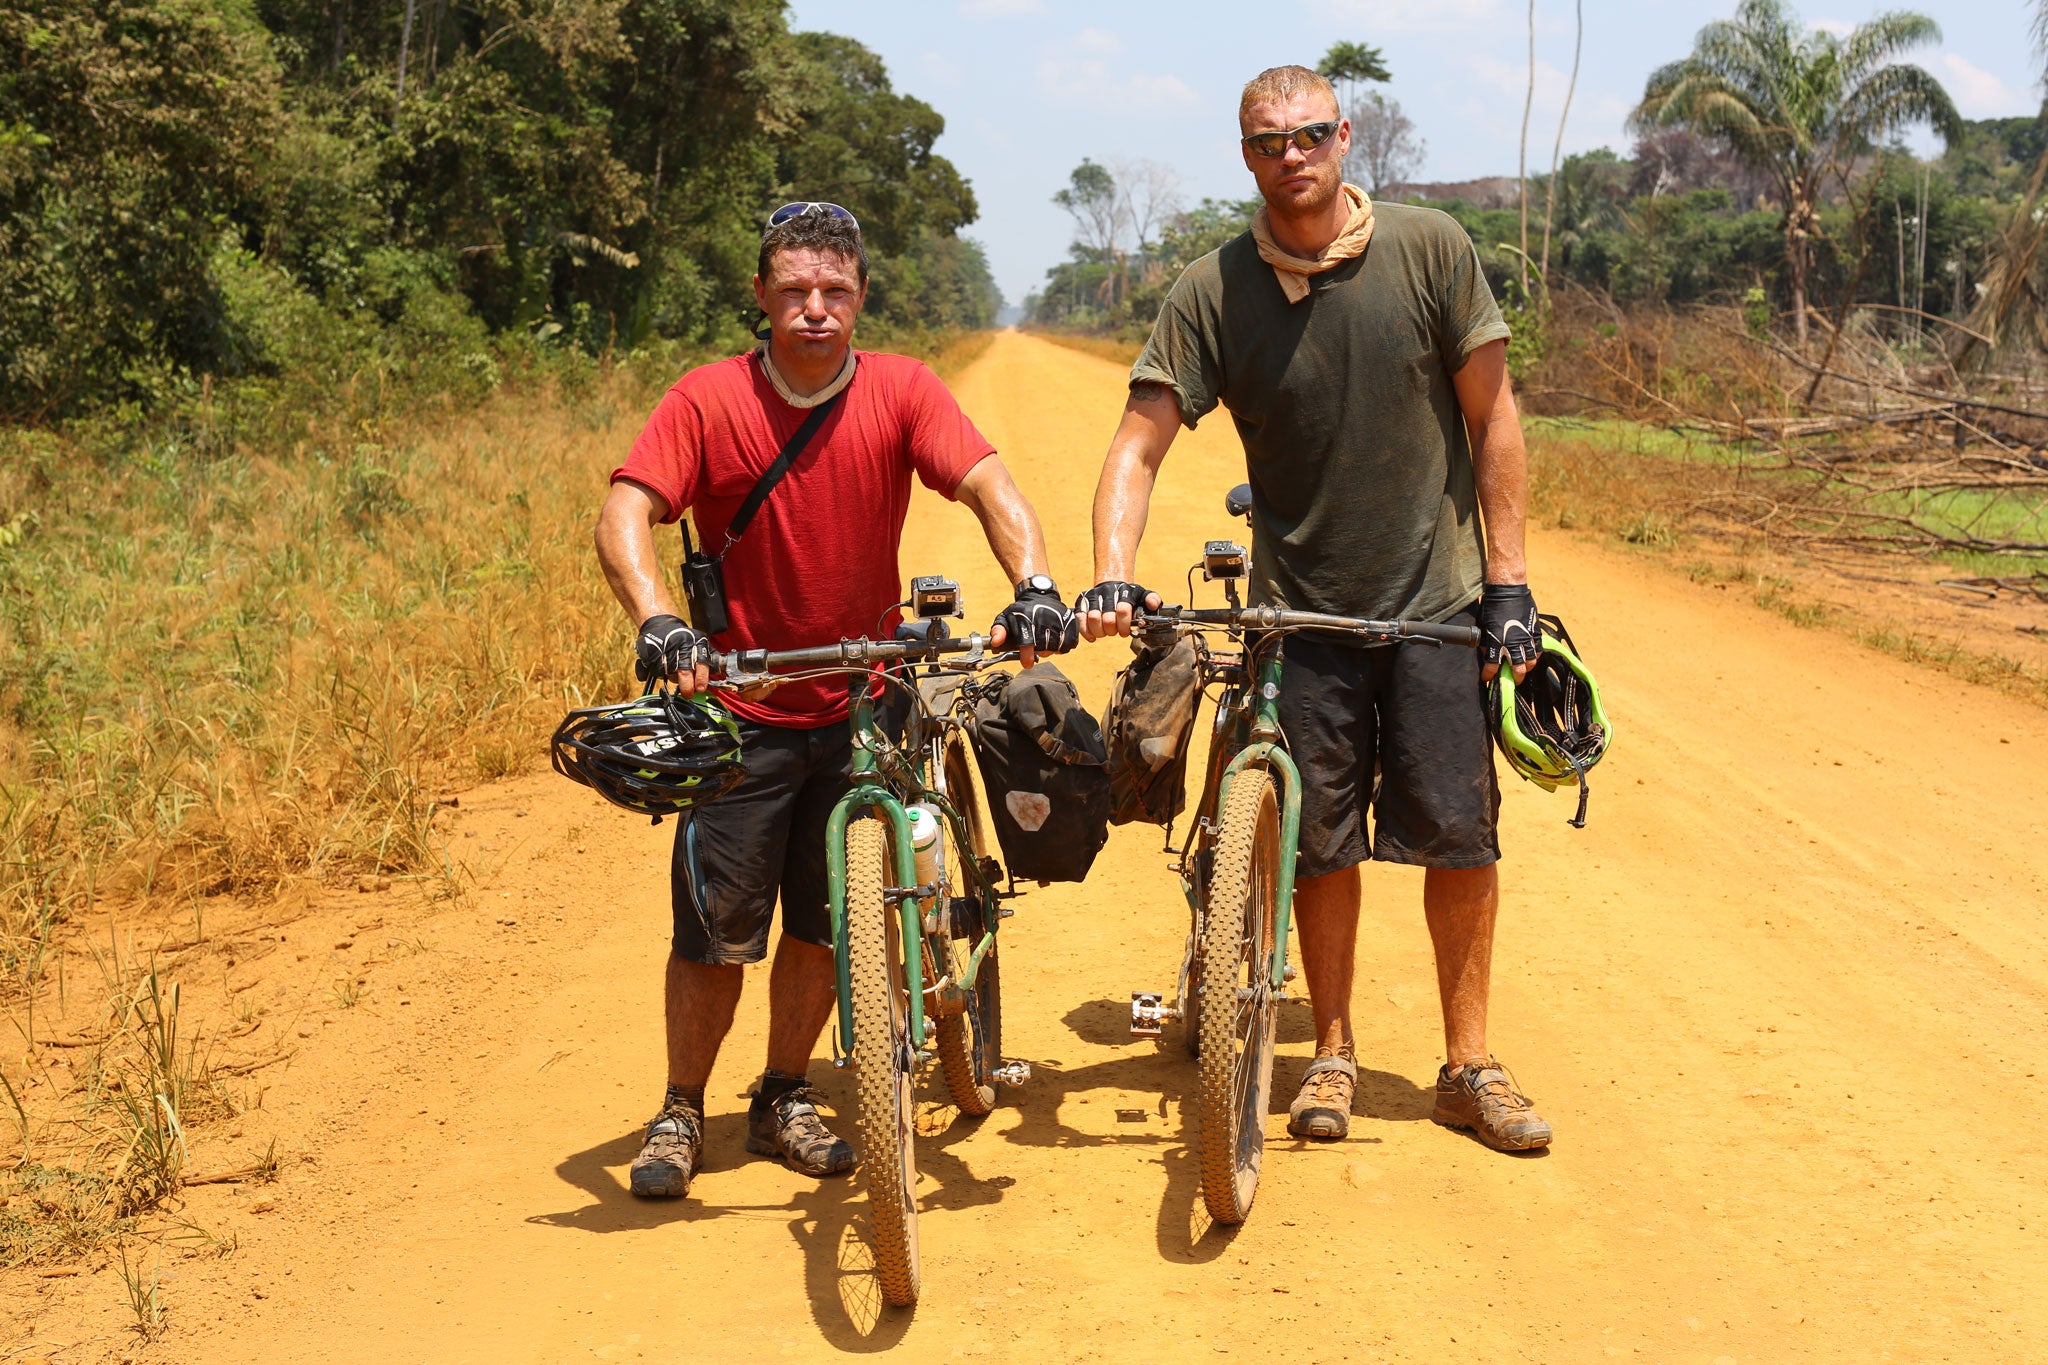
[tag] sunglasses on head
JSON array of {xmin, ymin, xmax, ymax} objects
[
  {"xmin": 766, "ymin": 201, "xmax": 860, "ymax": 231},
  {"xmin": 1240, "ymin": 121, "xmax": 1339, "ymax": 159}
]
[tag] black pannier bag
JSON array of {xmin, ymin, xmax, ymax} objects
[
  {"xmin": 967, "ymin": 662, "xmax": 1111, "ymax": 883},
  {"xmin": 1102, "ymin": 635, "xmax": 1202, "ymax": 826}
]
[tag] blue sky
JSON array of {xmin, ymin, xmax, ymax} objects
[{"xmin": 783, "ymin": 0, "xmax": 2041, "ymax": 307}]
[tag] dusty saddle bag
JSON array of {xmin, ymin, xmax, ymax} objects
[
  {"xmin": 968, "ymin": 662, "xmax": 1111, "ymax": 883},
  {"xmin": 1102, "ymin": 635, "xmax": 1202, "ymax": 827}
]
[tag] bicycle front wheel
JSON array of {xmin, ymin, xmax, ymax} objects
[
  {"xmin": 845, "ymin": 816, "xmax": 921, "ymax": 1305},
  {"xmin": 1194, "ymin": 769, "xmax": 1280, "ymax": 1225}
]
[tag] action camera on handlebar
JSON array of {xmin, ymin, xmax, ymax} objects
[
  {"xmin": 1201, "ymin": 541, "xmax": 1247, "ymax": 582},
  {"xmin": 911, "ymin": 575, "xmax": 964, "ymax": 619}
]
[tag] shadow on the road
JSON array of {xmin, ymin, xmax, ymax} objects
[{"xmin": 526, "ymin": 1080, "xmax": 1011, "ymax": 1351}]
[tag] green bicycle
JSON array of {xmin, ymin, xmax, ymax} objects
[
  {"xmin": 1128, "ymin": 485, "xmax": 1479, "ymax": 1224},
  {"xmin": 703, "ymin": 576, "xmax": 1028, "ymax": 1308}
]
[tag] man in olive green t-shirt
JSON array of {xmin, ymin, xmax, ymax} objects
[{"xmin": 1078, "ymin": 64, "xmax": 1553, "ymax": 1153}]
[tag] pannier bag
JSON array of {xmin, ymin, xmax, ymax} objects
[
  {"xmin": 968, "ymin": 662, "xmax": 1111, "ymax": 883},
  {"xmin": 1102, "ymin": 635, "xmax": 1202, "ymax": 826}
]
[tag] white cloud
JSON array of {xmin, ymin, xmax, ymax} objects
[
  {"xmin": 1036, "ymin": 30, "xmax": 1197, "ymax": 114},
  {"xmin": 1810, "ymin": 18, "xmax": 1855, "ymax": 37},
  {"xmin": 1937, "ymin": 52, "xmax": 2034, "ymax": 119},
  {"xmin": 1075, "ymin": 26, "xmax": 1121, "ymax": 56},
  {"xmin": 959, "ymin": 0, "xmax": 1044, "ymax": 16}
]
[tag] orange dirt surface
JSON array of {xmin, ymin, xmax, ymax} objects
[{"xmin": 8, "ymin": 330, "xmax": 2048, "ymax": 1362}]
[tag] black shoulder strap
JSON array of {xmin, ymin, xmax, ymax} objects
[{"xmin": 718, "ymin": 386, "xmax": 845, "ymax": 557}]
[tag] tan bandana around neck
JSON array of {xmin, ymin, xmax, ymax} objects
[
  {"xmin": 1251, "ymin": 183, "xmax": 1376, "ymax": 304},
  {"xmin": 758, "ymin": 345, "xmax": 857, "ymax": 409}
]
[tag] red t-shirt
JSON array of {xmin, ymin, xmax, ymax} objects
[{"xmin": 611, "ymin": 350, "xmax": 995, "ymax": 727}]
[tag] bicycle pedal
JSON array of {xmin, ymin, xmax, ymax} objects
[
  {"xmin": 990, "ymin": 1060, "xmax": 1032, "ymax": 1087},
  {"xmin": 1130, "ymin": 991, "xmax": 1166, "ymax": 1038}
]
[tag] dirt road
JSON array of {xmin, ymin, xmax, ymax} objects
[{"xmin": 11, "ymin": 331, "xmax": 2048, "ymax": 1362}]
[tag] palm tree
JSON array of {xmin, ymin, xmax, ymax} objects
[
  {"xmin": 1954, "ymin": 2, "xmax": 2048, "ymax": 365},
  {"xmin": 1630, "ymin": 0, "xmax": 1960, "ymax": 343}
]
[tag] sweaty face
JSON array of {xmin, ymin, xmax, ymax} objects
[
  {"xmin": 753, "ymin": 247, "xmax": 866, "ymax": 362},
  {"xmin": 1240, "ymin": 92, "xmax": 1349, "ymax": 221}
]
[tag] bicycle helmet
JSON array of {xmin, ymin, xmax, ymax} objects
[
  {"xmin": 551, "ymin": 692, "xmax": 746, "ymax": 820},
  {"xmin": 1489, "ymin": 614, "xmax": 1611, "ymax": 828}
]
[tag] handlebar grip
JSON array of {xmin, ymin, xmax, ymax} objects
[{"xmin": 1404, "ymin": 621, "xmax": 1481, "ymax": 647}]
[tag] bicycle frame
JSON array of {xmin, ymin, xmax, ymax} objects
[{"xmin": 822, "ymin": 672, "xmax": 1003, "ymax": 1067}]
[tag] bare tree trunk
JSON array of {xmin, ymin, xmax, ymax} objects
[
  {"xmin": 393, "ymin": 0, "xmax": 417, "ymax": 129},
  {"xmin": 1788, "ymin": 200, "xmax": 1811, "ymax": 346},
  {"xmin": 1517, "ymin": 0, "xmax": 1535, "ymax": 302},
  {"xmin": 1539, "ymin": 0, "xmax": 1582, "ymax": 311},
  {"xmin": 425, "ymin": 0, "xmax": 444, "ymax": 82}
]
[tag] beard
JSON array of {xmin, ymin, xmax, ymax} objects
[{"xmin": 1263, "ymin": 161, "xmax": 1344, "ymax": 222}]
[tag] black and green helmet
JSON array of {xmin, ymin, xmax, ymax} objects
[
  {"xmin": 1489, "ymin": 614, "xmax": 1611, "ymax": 828},
  {"xmin": 551, "ymin": 692, "xmax": 745, "ymax": 819}
]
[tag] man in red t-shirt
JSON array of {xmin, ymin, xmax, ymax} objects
[{"xmin": 594, "ymin": 205, "xmax": 1075, "ymax": 1199}]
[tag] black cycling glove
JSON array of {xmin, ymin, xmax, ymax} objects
[
  {"xmin": 1075, "ymin": 580, "xmax": 1154, "ymax": 617},
  {"xmin": 635, "ymin": 613, "xmax": 705, "ymax": 683},
  {"xmin": 1478, "ymin": 583, "xmax": 1541, "ymax": 673},
  {"xmin": 993, "ymin": 584, "xmax": 1079, "ymax": 655}
]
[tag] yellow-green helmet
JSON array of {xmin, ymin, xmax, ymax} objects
[
  {"xmin": 1489, "ymin": 615, "xmax": 1611, "ymax": 828},
  {"xmin": 551, "ymin": 692, "xmax": 745, "ymax": 820}
]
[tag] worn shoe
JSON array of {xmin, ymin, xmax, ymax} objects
[
  {"xmin": 1432, "ymin": 1057, "xmax": 1553, "ymax": 1151},
  {"xmin": 1287, "ymin": 1046, "xmax": 1358, "ymax": 1140},
  {"xmin": 745, "ymin": 1084, "xmax": 855, "ymax": 1177},
  {"xmin": 629, "ymin": 1104, "xmax": 702, "ymax": 1198}
]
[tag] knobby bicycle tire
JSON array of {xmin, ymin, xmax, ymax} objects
[
  {"xmin": 1194, "ymin": 770, "xmax": 1280, "ymax": 1225},
  {"xmin": 935, "ymin": 734, "xmax": 998, "ymax": 1117},
  {"xmin": 845, "ymin": 817, "xmax": 921, "ymax": 1305}
]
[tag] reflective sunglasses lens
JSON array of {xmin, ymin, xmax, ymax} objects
[
  {"xmin": 1246, "ymin": 133, "xmax": 1288, "ymax": 157},
  {"xmin": 1294, "ymin": 122, "xmax": 1336, "ymax": 150},
  {"xmin": 767, "ymin": 201, "xmax": 860, "ymax": 230}
]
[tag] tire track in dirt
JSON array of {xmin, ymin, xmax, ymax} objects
[{"xmin": 12, "ymin": 331, "xmax": 2048, "ymax": 1363}]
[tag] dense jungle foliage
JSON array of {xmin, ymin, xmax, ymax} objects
[
  {"xmin": 1025, "ymin": 116, "xmax": 2040, "ymax": 337},
  {"xmin": 0, "ymin": 0, "xmax": 1001, "ymax": 422}
]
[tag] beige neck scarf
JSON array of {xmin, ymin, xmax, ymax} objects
[
  {"xmin": 1251, "ymin": 183, "xmax": 1375, "ymax": 304},
  {"xmin": 759, "ymin": 344, "xmax": 857, "ymax": 408}
]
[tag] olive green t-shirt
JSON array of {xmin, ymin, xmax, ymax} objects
[{"xmin": 1131, "ymin": 201, "xmax": 1510, "ymax": 622}]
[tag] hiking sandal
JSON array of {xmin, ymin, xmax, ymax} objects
[
  {"xmin": 1287, "ymin": 1049, "xmax": 1357, "ymax": 1140},
  {"xmin": 746, "ymin": 1085, "xmax": 855, "ymax": 1177},
  {"xmin": 1431, "ymin": 1057, "xmax": 1553, "ymax": 1151},
  {"xmin": 629, "ymin": 1105, "xmax": 702, "ymax": 1198}
]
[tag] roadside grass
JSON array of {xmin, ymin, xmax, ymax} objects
[
  {"xmin": 0, "ymin": 364, "xmax": 654, "ymax": 996},
  {"xmin": 1529, "ymin": 428, "xmax": 2048, "ymax": 708},
  {"xmin": 1027, "ymin": 330, "xmax": 1145, "ymax": 367}
]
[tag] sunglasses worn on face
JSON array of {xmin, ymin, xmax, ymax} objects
[
  {"xmin": 767, "ymin": 201, "xmax": 860, "ymax": 231},
  {"xmin": 1240, "ymin": 121, "xmax": 1339, "ymax": 159}
]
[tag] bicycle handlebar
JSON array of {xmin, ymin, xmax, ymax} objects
[
  {"xmin": 706, "ymin": 632, "xmax": 998, "ymax": 682},
  {"xmin": 1136, "ymin": 606, "xmax": 1481, "ymax": 648}
]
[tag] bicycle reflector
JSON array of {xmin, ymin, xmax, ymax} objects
[
  {"xmin": 1489, "ymin": 615, "xmax": 1611, "ymax": 828},
  {"xmin": 552, "ymin": 692, "xmax": 746, "ymax": 820}
]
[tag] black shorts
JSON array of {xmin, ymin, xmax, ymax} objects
[
  {"xmin": 670, "ymin": 716, "xmax": 853, "ymax": 965},
  {"xmin": 1276, "ymin": 605, "xmax": 1500, "ymax": 878}
]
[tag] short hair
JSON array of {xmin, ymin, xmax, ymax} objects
[
  {"xmin": 1238, "ymin": 65, "xmax": 1340, "ymax": 132},
  {"xmin": 757, "ymin": 209, "xmax": 869, "ymax": 286}
]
